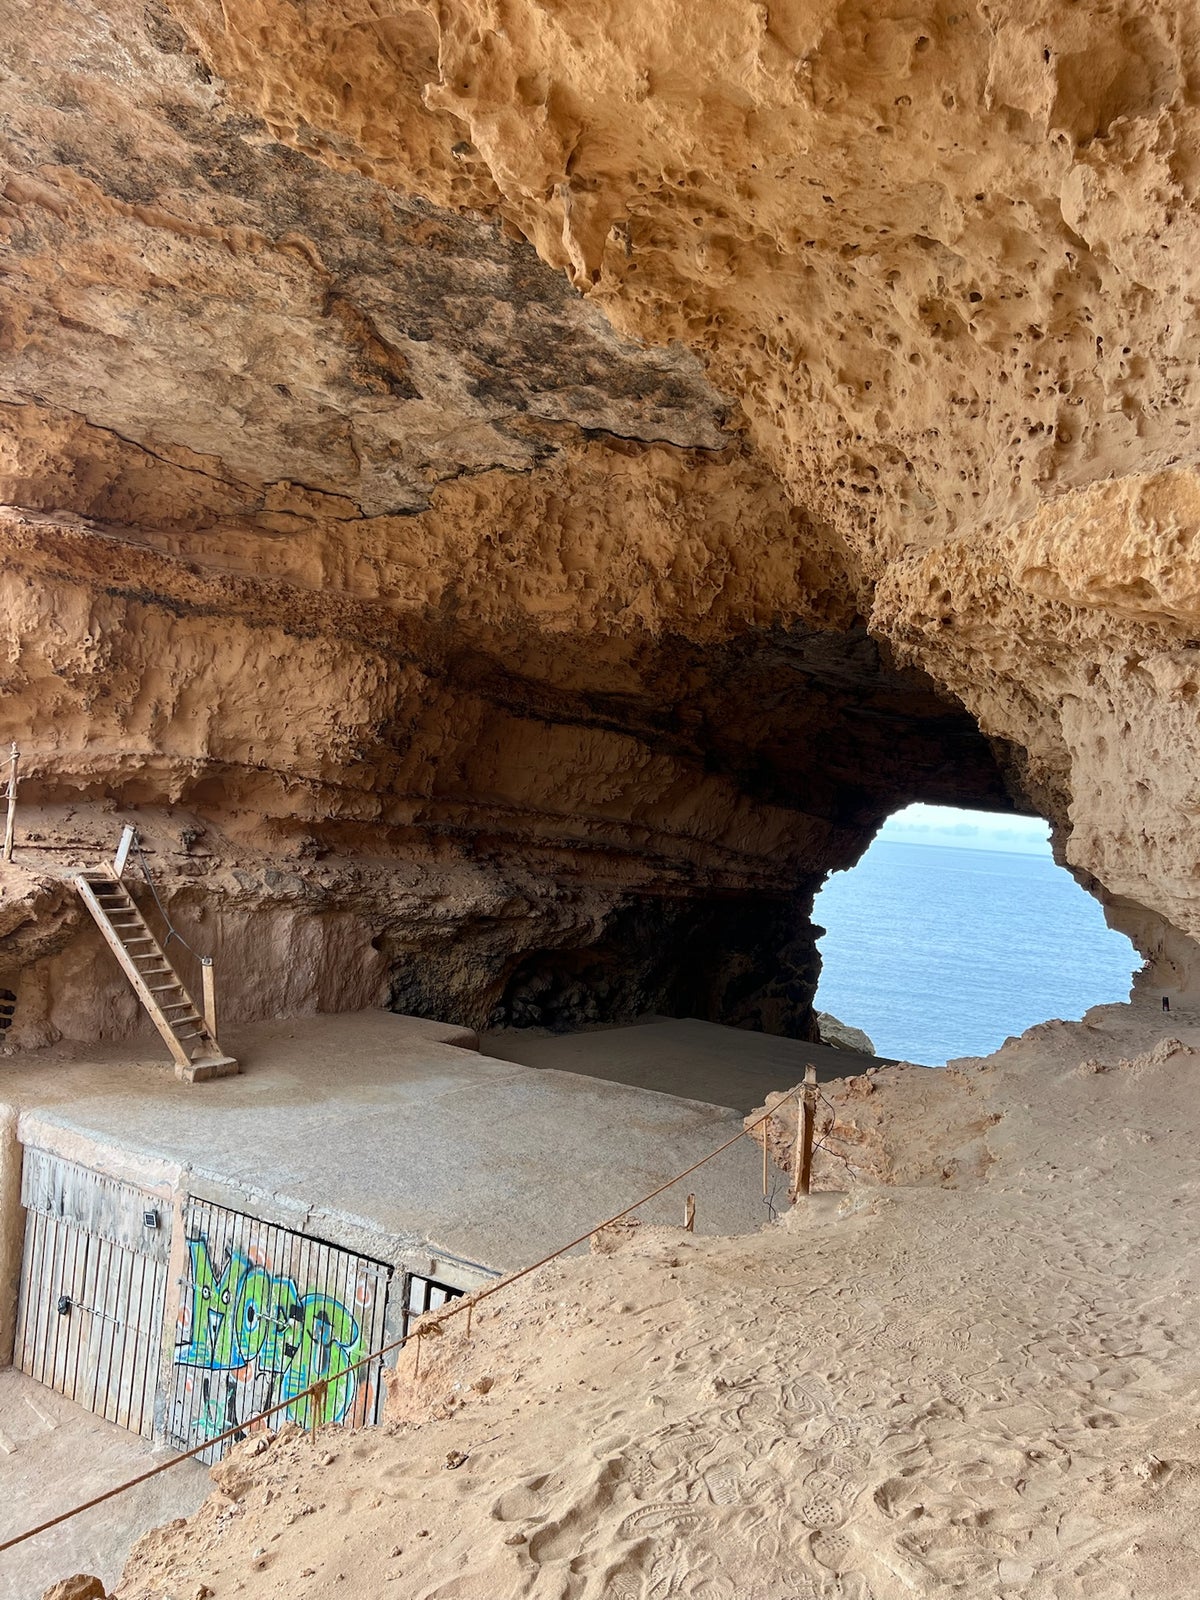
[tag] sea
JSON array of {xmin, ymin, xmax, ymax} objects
[{"xmin": 812, "ymin": 839, "xmax": 1140, "ymax": 1066}]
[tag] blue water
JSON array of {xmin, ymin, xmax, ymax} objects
[{"xmin": 812, "ymin": 840, "xmax": 1139, "ymax": 1065}]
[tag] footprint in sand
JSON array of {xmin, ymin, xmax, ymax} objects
[
  {"xmin": 704, "ymin": 1462, "xmax": 742, "ymax": 1506},
  {"xmin": 624, "ymin": 1453, "xmax": 658, "ymax": 1498},
  {"xmin": 489, "ymin": 1474, "xmax": 551, "ymax": 1522},
  {"xmin": 785, "ymin": 1379, "xmax": 833, "ymax": 1417},
  {"xmin": 614, "ymin": 1536, "xmax": 755, "ymax": 1600},
  {"xmin": 617, "ymin": 1505, "xmax": 711, "ymax": 1541},
  {"xmin": 818, "ymin": 1419, "xmax": 862, "ymax": 1450},
  {"xmin": 829, "ymin": 1578, "xmax": 877, "ymax": 1600},
  {"xmin": 800, "ymin": 1468, "xmax": 853, "ymax": 1529},
  {"xmin": 811, "ymin": 1529, "xmax": 853, "ymax": 1571},
  {"xmin": 609, "ymin": 1538, "xmax": 707, "ymax": 1600},
  {"xmin": 800, "ymin": 1494, "xmax": 843, "ymax": 1528},
  {"xmin": 648, "ymin": 1428, "xmax": 707, "ymax": 1478},
  {"xmin": 822, "ymin": 1447, "xmax": 868, "ymax": 1481}
]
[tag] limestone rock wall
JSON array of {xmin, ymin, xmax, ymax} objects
[
  {"xmin": 876, "ymin": 469, "xmax": 1200, "ymax": 980},
  {"xmin": 0, "ymin": 470, "xmax": 1008, "ymax": 1044}
]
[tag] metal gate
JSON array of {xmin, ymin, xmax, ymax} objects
[
  {"xmin": 401, "ymin": 1270, "xmax": 464, "ymax": 1338},
  {"xmin": 169, "ymin": 1199, "xmax": 392, "ymax": 1461},
  {"xmin": 16, "ymin": 1149, "xmax": 170, "ymax": 1438}
]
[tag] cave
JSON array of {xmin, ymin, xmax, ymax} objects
[
  {"xmin": 5, "ymin": 0, "xmax": 1200, "ymax": 1593},
  {"xmin": 3, "ymin": 0, "xmax": 1199, "ymax": 1064},
  {"xmin": 4, "ymin": 3, "xmax": 1196, "ymax": 1075}
]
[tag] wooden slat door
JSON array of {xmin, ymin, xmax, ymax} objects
[
  {"xmin": 169, "ymin": 1199, "xmax": 392, "ymax": 1462},
  {"xmin": 16, "ymin": 1150, "xmax": 170, "ymax": 1439}
]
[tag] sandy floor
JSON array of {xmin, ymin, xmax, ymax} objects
[
  {"xmin": 98, "ymin": 996, "xmax": 1200, "ymax": 1597},
  {"xmin": 0, "ymin": 1370, "xmax": 206, "ymax": 1600}
]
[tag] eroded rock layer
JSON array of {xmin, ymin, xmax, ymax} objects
[
  {"xmin": 0, "ymin": 480, "xmax": 1011, "ymax": 1044},
  {"xmin": 7, "ymin": 0, "xmax": 1194, "ymax": 1047}
]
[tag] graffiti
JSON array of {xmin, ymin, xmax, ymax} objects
[{"xmin": 172, "ymin": 1215, "xmax": 389, "ymax": 1454}]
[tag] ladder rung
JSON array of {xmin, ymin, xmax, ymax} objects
[
  {"xmin": 164, "ymin": 1004, "xmax": 198, "ymax": 1015},
  {"xmin": 148, "ymin": 983, "xmax": 185, "ymax": 994},
  {"xmin": 123, "ymin": 937, "xmax": 157, "ymax": 946},
  {"xmin": 174, "ymin": 1029, "xmax": 204, "ymax": 1040}
]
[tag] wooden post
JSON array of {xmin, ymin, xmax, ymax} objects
[
  {"xmin": 762, "ymin": 1122, "xmax": 769, "ymax": 1198},
  {"xmin": 112, "ymin": 824, "xmax": 136, "ymax": 879},
  {"xmin": 684, "ymin": 1193, "xmax": 695, "ymax": 1232},
  {"xmin": 201, "ymin": 958, "xmax": 218, "ymax": 1040},
  {"xmin": 794, "ymin": 1065, "xmax": 818, "ymax": 1199},
  {"xmin": 2, "ymin": 744, "xmax": 18, "ymax": 863},
  {"xmin": 310, "ymin": 1377, "xmax": 327, "ymax": 1443}
]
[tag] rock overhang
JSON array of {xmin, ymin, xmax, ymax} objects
[
  {"xmin": 0, "ymin": 2, "xmax": 732, "ymax": 520},
  {"xmin": 5, "ymin": 0, "xmax": 1197, "ymax": 1050}
]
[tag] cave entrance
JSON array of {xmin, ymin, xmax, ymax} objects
[{"xmin": 813, "ymin": 804, "xmax": 1139, "ymax": 1066}]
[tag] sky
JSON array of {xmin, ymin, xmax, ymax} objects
[{"xmin": 878, "ymin": 802, "xmax": 1052, "ymax": 855}]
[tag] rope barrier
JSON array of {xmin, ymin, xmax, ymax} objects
[
  {"xmin": 131, "ymin": 832, "xmax": 204, "ymax": 962},
  {"xmin": 0, "ymin": 1087, "xmax": 811, "ymax": 1555}
]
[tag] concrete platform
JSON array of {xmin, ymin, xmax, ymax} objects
[
  {"xmin": 0, "ymin": 1368, "xmax": 207, "ymax": 1600},
  {"xmin": 482, "ymin": 1016, "xmax": 894, "ymax": 1115},
  {"xmin": 0, "ymin": 1011, "xmax": 773, "ymax": 1283},
  {"xmin": 0, "ymin": 1010, "xmax": 799, "ymax": 1594}
]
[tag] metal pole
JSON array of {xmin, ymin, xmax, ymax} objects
[{"xmin": 2, "ymin": 744, "xmax": 18, "ymax": 863}]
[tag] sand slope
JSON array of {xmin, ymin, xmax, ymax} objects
[{"xmin": 114, "ymin": 1003, "xmax": 1200, "ymax": 1599}]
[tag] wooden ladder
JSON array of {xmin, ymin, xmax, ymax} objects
[{"xmin": 74, "ymin": 867, "xmax": 239, "ymax": 1083}]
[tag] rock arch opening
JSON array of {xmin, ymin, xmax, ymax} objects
[{"xmin": 813, "ymin": 804, "xmax": 1140, "ymax": 1066}]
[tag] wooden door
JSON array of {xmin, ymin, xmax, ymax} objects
[
  {"xmin": 16, "ymin": 1149, "xmax": 170, "ymax": 1439},
  {"xmin": 169, "ymin": 1199, "xmax": 392, "ymax": 1461}
]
